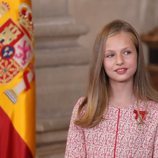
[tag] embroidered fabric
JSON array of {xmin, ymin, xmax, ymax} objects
[{"xmin": 65, "ymin": 97, "xmax": 158, "ymax": 158}]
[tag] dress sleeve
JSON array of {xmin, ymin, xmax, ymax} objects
[
  {"xmin": 153, "ymin": 125, "xmax": 158, "ymax": 158},
  {"xmin": 65, "ymin": 97, "xmax": 86, "ymax": 158}
]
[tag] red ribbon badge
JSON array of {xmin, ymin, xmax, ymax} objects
[{"xmin": 133, "ymin": 110, "xmax": 147, "ymax": 121}]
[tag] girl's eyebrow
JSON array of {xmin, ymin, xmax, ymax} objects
[
  {"xmin": 105, "ymin": 47, "xmax": 134, "ymax": 53},
  {"xmin": 121, "ymin": 47, "xmax": 136, "ymax": 52},
  {"xmin": 104, "ymin": 50, "xmax": 114, "ymax": 53},
  {"xmin": 121, "ymin": 47, "xmax": 132, "ymax": 51}
]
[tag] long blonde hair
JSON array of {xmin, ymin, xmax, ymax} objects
[{"xmin": 75, "ymin": 19, "xmax": 158, "ymax": 128}]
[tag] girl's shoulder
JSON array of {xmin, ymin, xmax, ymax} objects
[
  {"xmin": 146, "ymin": 100, "xmax": 158, "ymax": 121},
  {"xmin": 73, "ymin": 97, "xmax": 86, "ymax": 110},
  {"xmin": 147, "ymin": 100, "xmax": 158, "ymax": 111},
  {"xmin": 71, "ymin": 97, "xmax": 86, "ymax": 120},
  {"xmin": 75, "ymin": 97, "xmax": 85, "ymax": 106}
]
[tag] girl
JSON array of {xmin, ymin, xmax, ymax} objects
[{"xmin": 65, "ymin": 20, "xmax": 158, "ymax": 158}]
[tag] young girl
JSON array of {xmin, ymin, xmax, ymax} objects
[{"xmin": 65, "ymin": 19, "xmax": 158, "ymax": 158}]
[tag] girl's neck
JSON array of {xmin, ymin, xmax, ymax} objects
[{"xmin": 109, "ymin": 80, "xmax": 136, "ymax": 108}]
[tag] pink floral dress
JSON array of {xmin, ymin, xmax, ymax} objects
[{"xmin": 65, "ymin": 97, "xmax": 158, "ymax": 158}]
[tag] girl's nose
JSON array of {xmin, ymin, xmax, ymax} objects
[{"xmin": 116, "ymin": 54, "xmax": 124, "ymax": 66}]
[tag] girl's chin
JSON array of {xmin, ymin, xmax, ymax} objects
[{"xmin": 109, "ymin": 77, "xmax": 133, "ymax": 83}]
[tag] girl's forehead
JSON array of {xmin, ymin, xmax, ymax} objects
[
  {"xmin": 105, "ymin": 31, "xmax": 136, "ymax": 44},
  {"xmin": 105, "ymin": 32, "xmax": 134, "ymax": 44},
  {"xmin": 107, "ymin": 31, "xmax": 133, "ymax": 39},
  {"xmin": 103, "ymin": 32, "xmax": 137, "ymax": 51}
]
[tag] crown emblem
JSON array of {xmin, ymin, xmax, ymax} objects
[{"xmin": 18, "ymin": 3, "xmax": 33, "ymax": 38}]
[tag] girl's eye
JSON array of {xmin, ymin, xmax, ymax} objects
[
  {"xmin": 105, "ymin": 53, "xmax": 115, "ymax": 58},
  {"xmin": 124, "ymin": 51, "xmax": 131, "ymax": 55}
]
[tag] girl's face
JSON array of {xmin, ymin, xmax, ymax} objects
[{"xmin": 103, "ymin": 31, "xmax": 137, "ymax": 83}]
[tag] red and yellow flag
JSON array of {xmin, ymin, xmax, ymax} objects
[{"xmin": 0, "ymin": 0, "xmax": 35, "ymax": 157}]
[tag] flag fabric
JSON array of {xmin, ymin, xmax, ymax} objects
[{"xmin": 0, "ymin": 0, "xmax": 35, "ymax": 157}]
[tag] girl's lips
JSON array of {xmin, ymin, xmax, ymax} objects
[{"xmin": 115, "ymin": 68, "xmax": 128, "ymax": 74}]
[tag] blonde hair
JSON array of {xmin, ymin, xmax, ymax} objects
[{"xmin": 75, "ymin": 19, "xmax": 158, "ymax": 128}]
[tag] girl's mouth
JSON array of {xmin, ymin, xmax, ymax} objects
[{"xmin": 115, "ymin": 68, "xmax": 128, "ymax": 74}]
